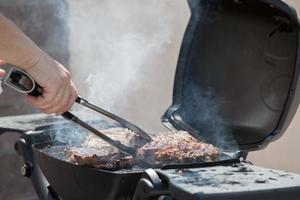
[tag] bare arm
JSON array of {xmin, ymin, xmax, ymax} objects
[
  {"xmin": 0, "ymin": 13, "xmax": 78, "ymax": 115},
  {"xmin": 0, "ymin": 12, "xmax": 42, "ymax": 68}
]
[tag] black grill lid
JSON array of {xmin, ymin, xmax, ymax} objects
[{"xmin": 162, "ymin": 0, "xmax": 300, "ymax": 151}]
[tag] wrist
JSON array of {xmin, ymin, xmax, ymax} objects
[
  {"xmin": 19, "ymin": 48, "xmax": 44, "ymax": 70},
  {"xmin": 24, "ymin": 53, "xmax": 58, "ymax": 88}
]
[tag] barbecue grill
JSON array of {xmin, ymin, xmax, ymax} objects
[{"xmin": 1, "ymin": 0, "xmax": 300, "ymax": 199}]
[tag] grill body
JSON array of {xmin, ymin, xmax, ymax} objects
[
  {"xmin": 14, "ymin": 128, "xmax": 300, "ymax": 200},
  {"xmin": 32, "ymin": 142, "xmax": 142, "ymax": 200}
]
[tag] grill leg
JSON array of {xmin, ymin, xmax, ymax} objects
[{"xmin": 15, "ymin": 136, "xmax": 58, "ymax": 200}]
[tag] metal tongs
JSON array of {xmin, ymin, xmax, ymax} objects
[
  {"xmin": 62, "ymin": 97, "xmax": 153, "ymax": 156},
  {"xmin": 3, "ymin": 67, "xmax": 152, "ymax": 156}
]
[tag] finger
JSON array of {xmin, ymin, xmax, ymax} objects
[
  {"xmin": 25, "ymin": 95, "xmax": 46, "ymax": 109},
  {"xmin": 40, "ymin": 86, "xmax": 66, "ymax": 110},
  {"xmin": 71, "ymin": 80, "xmax": 79, "ymax": 96},
  {"xmin": 64, "ymin": 68, "xmax": 71, "ymax": 78},
  {"xmin": 34, "ymin": 78, "xmax": 67, "ymax": 110},
  {"xmin": 56, "ymin": 86, "xmax": 77, "ymax": 115},
  {"xmin": 59, "ymin": 83, "xmax": 77, "ymax": 113},
  {"xmin": 0, "ymin": 69, "xmax": 5, "ymax": 77},
  {"xmin": 32, "ymin": 69, "xmax": 69, "ymax": 108},
  {"xmin": 41, "ymin": 78, "xmax": 68, "ymax": 108},
  {"xmin": 42, "ymin": 83, "xmax": 71, "ymax": 114},
  {"xmin": 55, "ymin": 61, "xmax": 71, "ymax": 78}
]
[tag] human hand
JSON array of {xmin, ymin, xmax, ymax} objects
[{"xmin": 24, "ymin": 53, "xmax": 78, "ymax": 115}]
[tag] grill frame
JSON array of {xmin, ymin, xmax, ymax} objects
[{"xmin": 28, "ymin": 125, "xmax": 239, "ymax": 200}]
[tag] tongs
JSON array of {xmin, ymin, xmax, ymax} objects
[
  {"xmin": 3, "ymin": 67, "xmax": 152, "ymax": 156},
  {"xmin": 62, "ymin": 97, "xmax": 153, "ymax": 156}
]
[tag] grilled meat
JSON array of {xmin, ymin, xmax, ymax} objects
[
  {"xmin": 65, "ymin": 146, "xmax": 134, "ymax": 170},
  {"xmin": 136, "ymin": 131, "xmax": 220, "ymax": 166},
  {"xmin": 65, "ymin": 128, "xmax": 138, "ymax": 169},
  {"xmin": 65, "ymin": 128, "xmax": 220, "ymax": 169},
  {"xmin": 83, "ymin": 127, "xmax": 142, "ymax": 149}
]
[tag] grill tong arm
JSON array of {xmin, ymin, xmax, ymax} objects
[
  {"xmin": 62, "ymin": 96, "xmax": 152, "ymax": 156},
  {"xmin": 75, "ymin": 97, "xmax": 152, "ymax": 142}
]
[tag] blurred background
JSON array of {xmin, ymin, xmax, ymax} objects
[{"xmin": 0, "ymin": 0, "xmax": 299, "ymax": 199}]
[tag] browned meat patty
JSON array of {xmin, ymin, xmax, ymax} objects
[{"xmin": 136, "ymin": 131, "xmax": 220, "ymax": 166}]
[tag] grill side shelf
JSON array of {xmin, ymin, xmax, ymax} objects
[
  {"xmin": 155, "ymin": 163, "xmax": 300, "ymax": 200},
  {"xmin": 0, "ymin": 114, "xmax": 63, "ymax": 133}
]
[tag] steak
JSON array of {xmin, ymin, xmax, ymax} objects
[
  {"xmin": 65, "ymin": 146, "xmax": 134, "ymax": 170},
  {"xmin": 136, "ymin": 131, "xmax": 220, "ymax": 166},
  {"xmin": 83, "ymin": 127, "xmax": 142, "ymax": 149},
  {"xmin": 65, "ymin": 128, "xmax": 220, "ymax": 169},
  {"xmin": 65, "ymin": 128, "xmax": 139, "ymax": 170}
]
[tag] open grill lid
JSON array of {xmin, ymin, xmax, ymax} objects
[{"xmin": 162, "ymin": 0, "xmax": 300, "ymax": 151}]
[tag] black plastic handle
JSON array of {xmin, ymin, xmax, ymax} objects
[
  {"xmin": 0, "ymin": 127, "xmax": 25, "ymax": 135},
  {"xmin": 28, "ymin": 84, "xmax": 43, "ymax": 97}
]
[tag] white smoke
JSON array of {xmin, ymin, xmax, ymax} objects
[
  {"xmin": 52, "ymin": 0, "xmax": 188, "ymax": 143},
  {"xmin": 69, "ymin": 0, "xmax": 175, "ymax": 114}
]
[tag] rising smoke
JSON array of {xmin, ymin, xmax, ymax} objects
[
  {"xmin": 184, "ymin": 83, "xmax": 239, "ymax": 152},
  {"xmin": 69, "ymin": 0, "xmax": 175, "ymax": 111},
  {"xmin": 53, "ymin": 0, "xmax": 239, "ymax": 154},
  {"xmin": 54, "ymin": 0, "xmax": 182, "ymax": 144}
]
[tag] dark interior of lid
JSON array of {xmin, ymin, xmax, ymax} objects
[{"xmin": 165, "ymin": 0, "xmax": 299, "ymax": 151}]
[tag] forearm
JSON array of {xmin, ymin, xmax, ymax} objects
[
  {"xmin": 0, "ymin": 12, "xmax": 42, "ymax": 69},
  {"xmin": 0, "ymin": 13, "xmax": 77, "ymax": 115}
]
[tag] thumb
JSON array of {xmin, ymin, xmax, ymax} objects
[{"xmin": 0, "ymin": 69, "xmax": 5, "ymax": 78}]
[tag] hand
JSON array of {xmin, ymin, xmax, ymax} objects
[{"xmin": 25, "ymin": 53, "xmax": 78, "ymax": 115}]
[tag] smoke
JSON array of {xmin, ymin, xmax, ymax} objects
[
  {"xmin": 50, "ymin": 0, "xmax": 178, "ymax": 145},
  {"xmin": 69, "ymin": 0, "xmax": 174, "ymax": 112},
  {"xmin": 51, "ymin": 124, "xmax": 86, "ymax": 147},
  {"xmin": 49, "ymin": 0, "xmax": 239, "ymax": 154},
  {"xmin": 182, "ymin": 76, "xmax": 239, "ymax": 153},
  {"xmin": 5, "ymin": 0, "xmax": 239, "ymax": 154}
]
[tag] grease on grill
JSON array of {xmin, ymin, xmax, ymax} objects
[{"xmin": 255, "ymin": 179, "xmax": 268, "ymax": 184}]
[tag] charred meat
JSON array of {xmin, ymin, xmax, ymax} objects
[
  {"xmin": 65, "ymin": 128, "xmax": 220, "ymax": 169},
  {"xmin": 137, "ymin": 131, "xmax": 220, "ymax": 166},
  {"xmin": 65, "ymin": 146, "xmax": 134, "ymax": 170},
  {"xmin": 64, "ymin": 128, "xmax": 139, "ymax": 170},
  {"xmin": 83, "ymin": 127, "xmax": 142, "ymax": 149}
]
